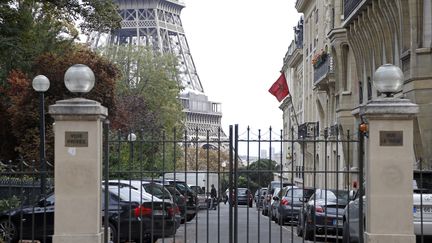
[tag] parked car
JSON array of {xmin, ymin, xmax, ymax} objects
[
  {"xmin": 164, "ymin": 185, "xmax": 187, "ymax": 223},
  {"xmin": 298, "ymin": 188, "xmax": 349, "ymax": 240},
  {"xmin": 190, "ymin": 185, "xmax": 208, "ymax": 209},
  {"xmin": 413, "ymin": 193, "xmax": 432, "ymax": 236},
  {"xmin": 0, "ymin": 184, "xmax": 179, "ymax": 243},
  {"xmin": 342, "ymin": 190, "xmax": 432, "ymax": 242},
  {"xmin": 270, "ymin": 187, "xmax": 282, "ymax": 220},
  {"xmin": 109, "ymin": 180, "xmax": 173, "ymax": 202},
  {"xmin": 230, "ymin": 188, "xmax": 253, "ymax": 207},
  {"xmin": 152, "ymin": 179, "xmax": 198, "ymax": 222},
  {"xmin": 108, "ymin": 180, "xmax": 185, "ymax": 226},
  {"xmin": 254, "ymin": 188, "xmax": 267, "ymax": 208},
  {"xmin": 262, "ymin": 181, "xmax": 294, "ymax": 216},
  {"xmin": 273, "ymin": 187, "xmax": 314, "ymax": 225}
]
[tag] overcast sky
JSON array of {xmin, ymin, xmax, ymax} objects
[{"xmin": 181, "ymin": 0, "xmax": 302, "ymax": 139}]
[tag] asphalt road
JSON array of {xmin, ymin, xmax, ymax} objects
[{"xmin": 157, "ymin": 203, "xmax": 340, "ymax": 243}]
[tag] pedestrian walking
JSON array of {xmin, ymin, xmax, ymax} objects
[{"xmin": 210, "ymin": 184, "xmax": 217, "ymax": 210}]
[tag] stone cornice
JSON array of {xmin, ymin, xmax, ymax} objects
[
  {"xmin": 288, "ymin": 48, "xmax": 303, "ymax": 68},
  {"xmin": 328, "ymin": 28, "xmax": 347, "ymax": 45},
  {"xmin": 295, "ymin": 0, "xmax": 307, "ymax": 13}
]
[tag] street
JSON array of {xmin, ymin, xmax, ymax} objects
[{"xmin": 157, "ymin": 203, "xmax": 340, "ymax": 243}]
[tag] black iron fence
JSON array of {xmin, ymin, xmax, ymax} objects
[
  {"xmin": 1, "ymin": 124, "xmax": 431, "ymax": 243},
  {"xmin": 101, "ymin": 123, "xmax": 367, "ymax": 243}
]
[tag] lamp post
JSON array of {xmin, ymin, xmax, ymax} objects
[
  {"xmin": 359, "ymin": 64, "xmax": 417, "ymax": 243},
  {"xmin": 372, "ymin": 63, "xmax": 404, "ymax": 97},
  {"xmin": 32, "ymin": 75, "xmax": 50, "ymax": 197}
]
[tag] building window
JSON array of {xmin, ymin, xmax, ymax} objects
[{"xmin": 367, "ymin": 77, "xmax": 372, "ymax": 100}]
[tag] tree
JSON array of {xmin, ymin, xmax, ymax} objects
[
  {"xmin": 101, "ymin": 45, "xmax": 186, "ymax": 175},
  {"xmin": 237, "ymin": 159, "xmax": 278, "ymax": 193},
  {"xmin": 103, "ymin": 45, "xmax": 184, "ymax": 135},
  {"xmin": 178, "ymin": 146, "xmax": 230, "ymax": 172},
  {"xmin": 1, "ymin": 46, "xmax": 120, "ymax": 162},
  {"xmin": 0, "ymin": 0, "xmax": 121, "ymax": 160},
  {"xmin": 0, "ymin": 0, "xmax": 121, "ymax": 84}
]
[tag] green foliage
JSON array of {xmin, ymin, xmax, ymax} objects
[
  {"xmin": 0, "ymin": 196, "xmax": 20, "ymax": 212},
  {"xmin": 238, "ymin": 159, "xmax": 278, "ymax": 193},
  {"xmin": 1, "ymin": 46, "xmax": 120, "ymax": 163},
  {"xmin": 102, "ymin": 45, "xmax": 184, "ymax": 134},
  {"xmin": 0, "ymin": 0, "xmax": 121, "ymax": 85},
  {"xmin": 101, "ymin": 45, "xmax": 185, "ymax": 176},
  {"xmin": 0, "ymin": 0, "xmax": 121, "ymax": 160}
]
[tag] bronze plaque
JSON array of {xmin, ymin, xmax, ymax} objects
[
  {"xmin": 379, "ymin": 131, "xmax": 403, "ymax": 146},
  {"xmin": 65, "ymin": 131, "xmax": 88, "ymax": 147}
]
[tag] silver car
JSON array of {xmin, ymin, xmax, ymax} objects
[{"xmin": 342, "ymin": 191, "xmax": 432, "ymax": 242}]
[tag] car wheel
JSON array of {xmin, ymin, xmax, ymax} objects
[
  {"xmin": 186, "ymin": 213, "xmax": 196, "ymax": 222},
  {"xmin": 0, "ymin": 219, "xmax": 18, "ymax": 243},
  {"xmin": 107, "ymin": 223, "xmax": 118, "ymax": 243},
  {"xmin": 342, "ymin": 220, "xmax": 350, "ymax": 243}
]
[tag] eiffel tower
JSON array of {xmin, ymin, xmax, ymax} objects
[{"xmin": 90, "ymin": 0, "xmax": 226, "ymax": 140}]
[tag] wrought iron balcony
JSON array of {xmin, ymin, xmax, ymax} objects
[
  {"xmin": 313, "ymin": 55, "xmax": 334, "ymax": 86},
  {"xmin": 324, "ymin": 124, "xmax": 340, "ymax": 137},
  {"xmin": 344, "ymin": 0, "xmax": 362, "ymax": 19},
  {"xmin": 298, "ymin": 122, "xmax": 319, "ymax": 139}
]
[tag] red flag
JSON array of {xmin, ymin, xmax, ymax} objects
[{"xmin": 268, "ymin": 72, "xmax": 289, "ymax": 102}]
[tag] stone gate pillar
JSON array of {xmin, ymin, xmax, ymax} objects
[
  {"xmin": 360, "ymin": 64, "xmax": 418, "ymax": 243},
  {"xmin": 49, "ymin": 64, "xmax": 106, "ymax": 243}
]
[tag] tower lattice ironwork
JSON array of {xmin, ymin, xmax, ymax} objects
[{"xmin": 89, "ymin": 0, "xmax": 225, "ymax": 140}]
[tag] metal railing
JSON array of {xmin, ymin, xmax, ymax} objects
[
  {"xmin": 3, "ymin": 124, "xmax": 430, "ymax": 243},
  {"xmin": 314, "ymin": 55, "xmax": 334, "ymax": 85}
]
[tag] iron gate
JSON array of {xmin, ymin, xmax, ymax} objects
[
  {"xmin": 102, "ymin": 123, "xmax": 366, "ymax": 243},
  {"xmin": 1, "ymin": 126, "xmax": 432, "ymax": 242}
]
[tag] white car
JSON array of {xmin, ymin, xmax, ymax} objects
[
  {"xmin": 413, "ymin": 193, "xmax": 432, "ymax": 235},
  {"xmin": 108, "ymin": 180, "xmax": 173, "ymax": 203}
]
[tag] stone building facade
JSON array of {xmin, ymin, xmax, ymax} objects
[
  {"xmin": 343, "ymin": 0, "xmax": 432, "ymax": 169},
  {"xmin": 281, "ymin": 0, "xmax": 432, "ymax": 189}
]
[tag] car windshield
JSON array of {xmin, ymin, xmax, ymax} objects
[
  {"xmin": 323, "ymin": 190, "xmax": 349, "ymax": 203},
  {"xmin": 143, "ymin": 183, "xmax": 171, "ymax": 199},
  {"xmin": 165, "ymin": 186, "xmax": 180, "ymax": 196},
  {"xmin": 108, "ymin": 186, "xmax": 143, "ymax": 202},
  {"xmin": 285, "ymin": 188, "xmax": 304, "ymax": 198},
  {"xmin": 238, "ymin": 188, "xmax": 248, "ymax": 195},
  {"xmin": 173, "ymin": 181, "xmax": 193, "ymax": 193},
  {"xmin": 191, "ymin": 186, "xmax": 205, "ymax": 194}
]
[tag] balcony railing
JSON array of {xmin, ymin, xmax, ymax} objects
[
  {"xmin": 298, "ymin": 122, "xmax": 319, "ymax": 139},
  {"xmin": 344, "ymin": 0, "xmax": 362, "ymax": 19},
  {"xmin": 324, "ymin": 124, "xmax": 340, "ymax": 137},
  {"xmin": 313, "ymin": 55, "xmax": 334, "ymax": 85}
]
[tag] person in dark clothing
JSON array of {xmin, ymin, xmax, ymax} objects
[{"xmin": 210, "ymin": 184, "xmax": 217, "ymax": 210}]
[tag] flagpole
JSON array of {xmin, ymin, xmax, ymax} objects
[{"xmin": 289, "ymin": 95, "xmax": 300, "ymax": 127}]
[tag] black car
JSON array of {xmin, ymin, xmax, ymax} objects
[
  {"xmin": 0, "ymin": 185, "xmax": 179, "ymax": 243},
  {"xmin": 298, "ymin": 188, "xmax": 349, "ymax": 240},
  {"xmin": 152, "ymin": 179, "xmax": 197, "ymax": 222},
  {"xmin": 273, "ymin": 187, "xmax": 314, "ymax": 225},
  {"xmin": 230, "ymin": 188, "xmax": 253, "ymax": 207},
  {"xmin": 164, "ymin": 185, "xmax": 187, "ymax": 223}
]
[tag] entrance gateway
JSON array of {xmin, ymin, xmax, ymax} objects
[{"xmin": 102, "ymin": 123, "xmax": 364, "ymax": 243}]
